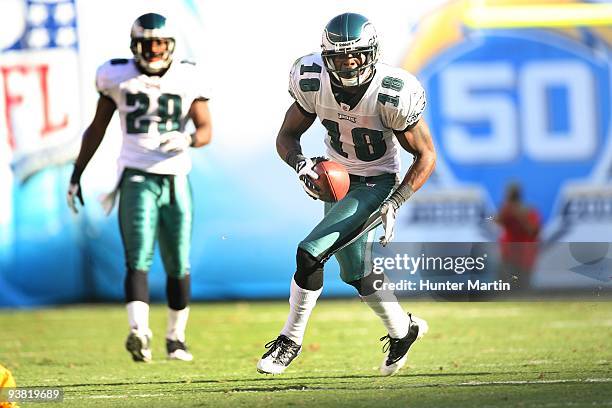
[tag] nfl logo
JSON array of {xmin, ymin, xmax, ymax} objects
[{"xmin": 0, "ymin": 0, "xmax": 82, "ymax": 181}]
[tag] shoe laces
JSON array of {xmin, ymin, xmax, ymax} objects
[
  {"xmin": 264, "ymin": 336, "xmax": 299, "ymax": 365},
  {"xmin": 380, "ymin": 335, "xmax": 400, "ymax": 354}
]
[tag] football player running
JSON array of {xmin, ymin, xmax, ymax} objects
[
  {"xmin": 66, "ymin": 13, "xmax": 212, "ymax": 362},
  {"xmin": 257, "ymin": 13, "xmax": 436, "ymax": 376}
]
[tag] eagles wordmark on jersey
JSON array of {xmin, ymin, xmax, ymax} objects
[{"xmin": 289, "ymin": 53, "xmax": 426, "ymax": 177}]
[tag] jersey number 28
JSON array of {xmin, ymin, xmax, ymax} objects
[{"xmin": 125, "ymin": 92, "xmax": 182, "ymax": 134}]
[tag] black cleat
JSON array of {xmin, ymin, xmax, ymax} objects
[
  {"xmin": 125, "ymin": 330, "xmax": 152, "ymax": 363},
  {"xmin": 256, "ymin": 335, "xmax": 302, "ymax": 374},
  {"xmin": 379, "ymin": 314, "xmax": 429, "ymax": 376},
  {"xmin": 166, "ymin": 339, "xmax": 193, "ymax": 361}
]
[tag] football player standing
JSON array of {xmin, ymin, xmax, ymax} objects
[
  {"xmin": 257, "ymin": 13, "xmax": 436, "ymax": 376},
  {"xmin": 67, "ymin": 13, "xmax": 212, "ymax": 362}
]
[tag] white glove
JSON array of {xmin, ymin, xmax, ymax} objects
[
  {"xmin": 159, "ymin": 131, "xmax": 192, "ymax": 154},
  {"xmin": 67, "ymin": 183, "xmax": 84, "ymax": 214},
  {"xmin": 379, "ymin": 201, "xmax": 397, "ymax": 247},
  {"xmin": 296, "ymin": 157, "xmax": 320, "ymax": 200}
]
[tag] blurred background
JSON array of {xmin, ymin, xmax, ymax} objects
[{"xmin": 1, "ymin": 0, "xmax": 611, "ymax": 307}]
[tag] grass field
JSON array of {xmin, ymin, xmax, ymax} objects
[{"xmin": 1, "ymin": 300, "xmax": 611, "ymax": 407}]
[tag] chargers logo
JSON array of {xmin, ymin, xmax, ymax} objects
[{"xmin": 403, "ymin": 0, "xmax": 612, "ymax": 238}]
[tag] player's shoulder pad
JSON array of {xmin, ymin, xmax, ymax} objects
[
  {"xmin": 174, "ymin": 58, "xmax": 202, "ymax": 80},
  {"xmin": 290, "ymin": 52, "xmax": 324, "ymax": 79},
  {"xmin": 375, "ymin": 64, "xmax": 423, "ymax": 101},
  {"xmin": 174, "ymin": 58, "xmax": 200, "ymax": 76},
  {"xmin": 288, "ymin": 53, "xmax": 324, "ymax": 112},
  {"xmin": 110, "ymin": 58, "xmax": 129, "ymax": 65},
  {"xmin": 96, "ymin": 58, "xmax": 136, "ymax": 92},
  {"xmin": 291, "ymin": 52, "xmax": 323, "ymax": 69},
  {"xmin": 375, "ymin": 64, "xmax": 426, "ymax": 129},
  {"xmin": 174, "ymin": 59, "xmax": 212, "ymax": 100}
]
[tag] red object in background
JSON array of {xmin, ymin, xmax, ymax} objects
[
  {"xmin": 498, "ymin": 203, "xmax": 541, "ymax": 270},
  {"xmin": 1, "ymin": 63, "xmax": 68, "ymax": 149}
]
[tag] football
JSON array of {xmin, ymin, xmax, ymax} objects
[{"xmin": 312, "ymin": 160, "xmax": 350, "ymax": 202}]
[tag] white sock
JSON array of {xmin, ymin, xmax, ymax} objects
[
  {"xmin": 166, "ymin": 307, "xmax": 190, "ymax": 342},
  {"xmin": 360, "ymin": 291, "xmax": 410, "ymax": 339},
  {"xmin": 280, "ymin": 278, "xmax": 322, "ymax": 344},
  {"xmin": 126, "ymin": 301, "xmax": 150, "ymax": 334}
]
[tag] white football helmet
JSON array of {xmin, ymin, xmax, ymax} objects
[
  {"xmin": 321, "ymin": 13, "xmax": 379, "ymax": 87},
  {"xmin": 130, "ymin": 13, "xmax": 175, "ymax": 74}
]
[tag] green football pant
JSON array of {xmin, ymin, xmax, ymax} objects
[
  {"xmin": 118, "ymin": 168, "xmax": 192, "ymax": 278},
  {"xmin": 298, "ymin": 173, "xmax": 396, "ymax": 283}
]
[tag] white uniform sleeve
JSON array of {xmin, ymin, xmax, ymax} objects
[
  {"xmin": 288, "ymin": 55, "xmax": 319, "ymax": 114},
  {"xmin": 197, "ymin": 79, "xmax": 212, "ymax": 101},
  {"xmin": 379, "ymin": 73, "xmax": 427, "ymax": 131},
  {"xmin": 95, "ymin": 60, "xmax": 125, "ymax": 102},
  {"xmin": 180, "ymin": 60, "xmax": 212, "ymax": 100}
]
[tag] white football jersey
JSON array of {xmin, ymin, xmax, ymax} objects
[
  {"xmin": 289, "ymin": 53, "xmax": 426, "ymax": 176},
  {"xmin": 96, "ymin": 58, "xmax": 210, "ymax": 175}
]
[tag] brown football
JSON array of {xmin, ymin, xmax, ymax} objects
[{"xmin": 312, "ymin": 160, "xmax": 350, "ymax": 202}]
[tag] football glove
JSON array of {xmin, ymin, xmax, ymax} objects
[
  {"xmin": 379, "ymin": 200, "xmax": 397, "ymax": 247},
  {"xmin": 378, "ymin": 184, "xmax": 414, "ymax": 246},
  {"xmin": 67, "ymin": 165, "xmax": 84, "ymax": 214},
  {"xmin": 159, "ymin": 131, "xmax": 192, "ymax": 154},
  {"xmin": 67, "ymin": 182, "xmax": 84, "ymax": 214},
  {"xmin": 296, "ymin": 156, "xmax": 325, "ymax": 200}
]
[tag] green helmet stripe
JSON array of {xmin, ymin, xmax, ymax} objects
[{"xmin": 138, "ymin": 13, "xmax": 166, "ymax": 30}]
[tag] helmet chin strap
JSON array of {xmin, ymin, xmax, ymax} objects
[
  {"xmin": 338, "ymin": 75, "xmax": 360, "ymax": 87},
  {"xmin": 144, "ymin": 58, "xmax": 171, "ymax": 73},
  {"xmin": 335, "ymin": 66, "xmax": 373, "ymax": 87},
  {"xmin": 132, "ymin": 39, "xmax": 174, "ymax": 74}
]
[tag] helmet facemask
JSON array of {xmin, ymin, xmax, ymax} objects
[
  {"xmin": 131, "ymin": 37, "xmax": 175, "ymax": 74},
  {"xmin": 130, "ymin": 13, "xmax": 176, "ymax": 74},
  {"xmin": 321, "ymin": 46, "xmax": 377, "ymax": 87}
]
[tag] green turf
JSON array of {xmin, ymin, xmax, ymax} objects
[{"xmin": 1, "ymin": 301, "xmax": 611, "ymax": 407}]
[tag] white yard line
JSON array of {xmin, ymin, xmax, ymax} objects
[
  {"xmin": 63, "ymin": 377, "xmax": 612, "ymax": 400},
  {"xmin": 66, "ymin": 393, "xmax": 166, "ymax": 400},
  {"xmin": 459, "ymin": 378, "xmax": 612, "ymax": 386}
]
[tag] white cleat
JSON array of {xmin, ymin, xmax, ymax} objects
[
  {"xmin": 380, "ymin": 314, "xmax": 428, "ymax": 376},
  {"xmin": 256, "ymin": 358, "xmax": 286, "ymax": 375}
]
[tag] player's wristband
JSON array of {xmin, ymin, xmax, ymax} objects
[
  {"xmin": 386, "ymin": 184, "xmax": 414, "ymax": 210},
  {"xmin": 70, "ymin": 164, "xmax": 84, "ymax": 184},
  {"xmin": 285, "ymin": 150, "xmax": 306, "ymax": 172}
]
